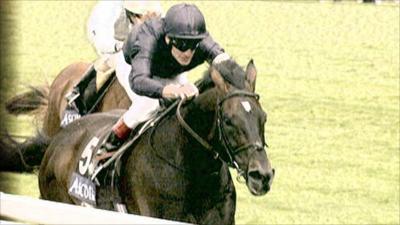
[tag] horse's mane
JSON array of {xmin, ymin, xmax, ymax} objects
[{"xmin": 196, "ymin": 59, "xmax": 247, "ymax": 93}]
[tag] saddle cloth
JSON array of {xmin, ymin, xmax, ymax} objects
[{"xmin": 67, "ymin": 107, "xmax": 167, "ymax": 210}]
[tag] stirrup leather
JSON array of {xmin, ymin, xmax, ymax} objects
[{"xmin": 66, "ymin": 89, "xmax": 80, "ymax": 106}]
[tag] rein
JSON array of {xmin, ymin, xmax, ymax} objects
[
  {"xmin": 87, "ymin": 75, "xmax": 118, "ymax": 114},
  {"xmin": 92, "ymin": 100, "xmax": 181, "ymax": 179},
  {"xmin": 176, "ymin": 90, "xmax": 261, "ymax": 181},
  {"xmin": 176, "ymin": 99, "xmax": 216, "ymax": 157}
]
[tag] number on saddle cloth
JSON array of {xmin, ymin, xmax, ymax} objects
[
  {"xmin": 68, "ymin": 131, "xmax": 128, "ymax": 209},
  {"xmin": 68, "ymin": 136, "xmax": 100, "ymax": 206}
]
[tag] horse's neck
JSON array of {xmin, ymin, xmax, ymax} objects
[
  {"xmin": 124, "ymin": 88, "xmax": 222, "ymax": 175},
  {"xmin": 180, "ymin": 89, "xmax": 223, "ymax": 173},
  {"xmin": 184, "ymin": 88, "xmax": 218, "ymax": 142}
]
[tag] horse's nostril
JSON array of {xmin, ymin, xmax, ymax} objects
[{"xmin": 248, "ymin": 170, "xmax": 262, "ymax": 180}]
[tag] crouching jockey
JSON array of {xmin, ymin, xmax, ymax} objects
[
  {"xmin": 62, "ymin": 1, "xmax": 163, "ymax": 126},
  {"xmin": 101, "ymin": 3, "xmax": 231, "ymax": 152}
]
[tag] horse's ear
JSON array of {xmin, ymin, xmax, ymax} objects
[
  {"xmin": 211, "ymin": 67, "xmax": 229, "ymax": 93},
  {"xmin": 245, "ymin": 59, "xmax": 257, "ymax": 92}
]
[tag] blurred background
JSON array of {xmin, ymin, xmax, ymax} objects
[{"xmin": 0, "ymin": 0, "xmax": 399, "ymax": 224}]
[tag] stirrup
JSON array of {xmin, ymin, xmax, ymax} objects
[
  {"xmin": 65, "ymin": 89, "xmax": 80, "ymax": 106},
  {"xmin": 100, "ymin": 141, "xmax": 122, "ymax": 153},
  {"xmin": 98, "ymin": 132, "xmax": 124, "ymax": 154},
  {"xmin": 96, "ymin": 149, "xmax": 115, "ymax": 164}
]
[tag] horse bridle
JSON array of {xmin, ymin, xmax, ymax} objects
[{"xmin": 176, "ymin": 90, "xmax": 266, "ymax": 181}]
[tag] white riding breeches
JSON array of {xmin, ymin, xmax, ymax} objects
[{"xmin": 115, "ymin": 51, "xmax": 189, "ymax": 129}]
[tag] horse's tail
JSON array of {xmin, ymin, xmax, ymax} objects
[
  {"xmin": 0, "ymin": 131, "xmax": 50, "ymax": 172},
  {"xmin": 5, "ymin": 85, "xmax": 49, "ymax": 116}
]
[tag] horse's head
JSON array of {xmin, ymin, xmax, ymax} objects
[{"xmin": 210, "ymin": 59, "xmax": 275, "ymax": 196}]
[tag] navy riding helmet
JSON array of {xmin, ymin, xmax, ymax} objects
[{"xmin": 165, "ymin": 3, "xmax": 208, "ymax": 40}]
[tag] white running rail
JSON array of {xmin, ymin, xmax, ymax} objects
[{"xmin": 0, "ymin": 192, "xmax": 189, "ymax": 224}]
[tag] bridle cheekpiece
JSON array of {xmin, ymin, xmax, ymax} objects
[{"xmin": 176, "ymin": 90, "xmax": 265, "ymax": 182}]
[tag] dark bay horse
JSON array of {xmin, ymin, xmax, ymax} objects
[
  {"xmin": 1, "ymin": 62, "xmax": 130, "ymax": 171},
  {"xmin": 39, "ymin": 59, "xmax": 275, "ymax": 224}
]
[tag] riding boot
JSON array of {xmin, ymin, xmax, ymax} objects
[
  {"xmin": 102, "ymin": 118, "xmax": 132, "ymax": 152},
  {"xmin": 82, "ymin": 78, "xmax": 98, "ymax": 113},
  {"xmin": 65, "ymin": 64, "xmax": 96, "ymax": 115}
]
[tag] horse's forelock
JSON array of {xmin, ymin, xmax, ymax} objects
[
  {"xmin": 214, "ymin": 59, "xmax": 246, "ymax": 89},
  {"xmin": 196, "ymin": 59, "xmax": 247, "ymax": 94}
]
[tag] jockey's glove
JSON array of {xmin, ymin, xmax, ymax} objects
[
  {"xmin": 212, "ymin": 53, "xmax": 231, "ymax": 65},
  {"xmin": 162, "ymin": 83, "xmax": 198, "ymax": 100},
  {"xmin": 179, "ymin": 83, "xmax": 199, "ymax": 100}
]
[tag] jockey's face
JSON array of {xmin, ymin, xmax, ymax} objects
[
  {"xmin": 171, "ymin": 45, "xmax": 196, "ymax": 66},
  {"xmin": 165, "ymin": 36, "xmax": 199, "ymax": 66}
]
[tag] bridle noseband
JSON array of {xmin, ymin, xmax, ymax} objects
[{"xmin": 176, "ymin": 90, "xmax": 266, "ymax": 181}]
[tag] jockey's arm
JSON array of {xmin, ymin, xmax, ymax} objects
[
  {"xmin": 129, "ymin": 67, "xmax": 165, "ymax": 98},
  {"xmin": 127, "ymin": 28, "xmax": 165, "ymax": 98}
]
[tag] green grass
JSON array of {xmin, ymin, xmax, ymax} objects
[
  {"xmin": 0, "ymin": 172, "xmax": 39, "ymax": 198},
  {"xmin": 1, "ymin": 1, "xmax": 399, "ymax": 224}
]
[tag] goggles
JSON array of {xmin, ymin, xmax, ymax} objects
[{"xmin": 170, "ymin": 38, "xmax": 201, "ymax": 52}]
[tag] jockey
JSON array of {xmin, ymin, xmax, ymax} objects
[
  {"xmin": 101, "ymin": 3, "xmax": 231, "ymax": 151},
  {"xmin": 64, "ymin": 0, "xmax": 163, "ymax": 118}
]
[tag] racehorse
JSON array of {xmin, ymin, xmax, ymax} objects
[
  {"xmin": 6, "ymin": 62, "xmax": 130, "ymax": 137},
  {"xmin": 39, "ymin": 59, "xmax": 275, "ymax": 224},
  {"xmin": 1, "ymin": 62, "xmax": 130, "ymax": 171}
]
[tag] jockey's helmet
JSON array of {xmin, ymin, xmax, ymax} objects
[
  {"xmin": 165, "ymin": 4, "xmax": 207, "ymax": 40},
  {"xmin": 123, "ymin": 1, "xmax": 162, "ymax": 16}
]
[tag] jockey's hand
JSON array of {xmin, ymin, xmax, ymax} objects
[
  {"xmin": 179, "ymin": 83, "xmax": 199, "ymax": 100},
  {"xmin": 162, "ymin": 83, "xmax": 199, "ymax": 100},
  {"xmin": 162, "ymin": 84, "xmax": 182, "ymax": 99}
]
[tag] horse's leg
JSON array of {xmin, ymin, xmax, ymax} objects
[
  {"xmin": 200, "ymin": 188, "xmax": 236, "ymax": 225},
  {"xmin": 196, "ymin": 167, "xmax": 237, "ymax": 225},
  {"xmin": 161, "ymin": 200, "xmax": 196, "ymax": 223},
  {"xmin": 122, "ymin": 144, "xmax": 196, "ymax": 223},
  {"xmin": 198, "ymin": 184, "xmax": 236, "ymax": 225},
  {"xmin": 130, "ymin": 189, "xmax": 196, "ymax": 223}
]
